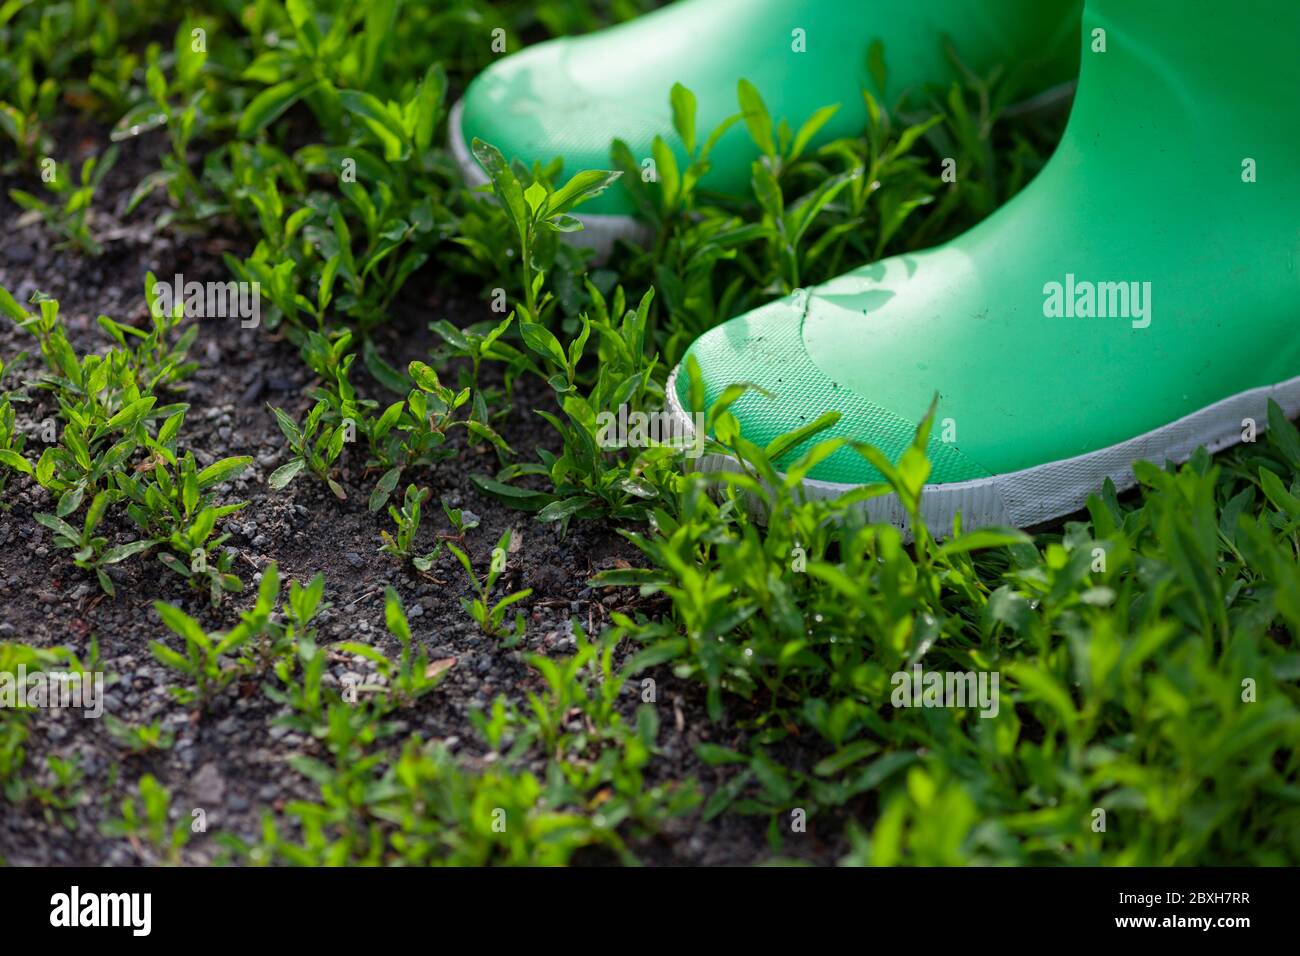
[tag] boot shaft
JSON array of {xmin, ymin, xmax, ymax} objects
[{"xmin": 1075, "ymin": 0, "xmax": 1300, "ymax": 154}]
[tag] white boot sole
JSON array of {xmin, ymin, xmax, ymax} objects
[{"xmin": 664, "ymin": 363, "xmax": 1300, "ymax": 539}]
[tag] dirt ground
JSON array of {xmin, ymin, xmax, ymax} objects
[{"xmin": 0, "ymin": 123, "xmax": 861, "ymax": 866}]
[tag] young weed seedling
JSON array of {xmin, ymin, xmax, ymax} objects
[
  {"xmin": 337, "ymin": 587, "xmax": 446, "ymax": 711},
  {"xmin": 9, "ymin": 147, "xmax": 120, "ymax": 256},
  {"xmin": 114, "ymin": 448, "xmax": 250, "ymax": 599},
  {"xmin": 149, "ymin": 601, "xmax": 250, "ymax": 712},
  {"xmin": 379, "ymin": 483, "xmax": 442, "ymax": 571},
  {"xmin": 34, "ymin": 492, "xmax": 154, "ymax": 596},
  {"xmin": 233, "ymin": 562, "xmax": 328, "ymax": 674},
  {"xmin": 441, "ymin": 498, "xmax": 480, "ymax": 538},
  {"xmin": 97, "ymin": 273, "xmax": 200, "ymax": 393},
  {"xmin": 469, "ymin": 137, "xmax": 620, "ymax": 320},
  {"xmin": 268, "ymin": 399, "xmax": 349, "ymax": 499},
  {"xmin": 103, "ymin": 715, "xmax": 175, "ymax": 757},
  {"xmin": 0, "ymin": 354, "xmax": 31, "ymax": 500},
  {"xmin": 100, "ymin": 773, "xmax": 189, "ymax": 863},
  {"xmin": 446, "ymin": 528, "xmax": 532, "ymax": 642}
]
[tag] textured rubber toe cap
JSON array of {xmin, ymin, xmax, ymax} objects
[{"xmin": 676, "ymin": 291, "xmax": 992, "ymax": 485}]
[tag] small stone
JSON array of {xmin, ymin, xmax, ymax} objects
[
  {"xmin": 345, "ymin": 552, "xmax": 364, "ymax": 569},
  {"xmin": 192, "ymin": 763, "xmax": 226, "ymax": 805}
]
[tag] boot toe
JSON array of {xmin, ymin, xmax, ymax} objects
[
  {"xmin": 458, "ymin": 40, "xmax": 666, "ymax": 218},
  {"xmin": 676, "ymin": 291, "xmax": 990, "ymax": 486}
]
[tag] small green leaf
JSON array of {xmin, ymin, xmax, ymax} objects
[
  {"xmin": 670, "ymin": 82, "xmax": 697, "ymax": 154},
  {"xmin": 0, "ymin": 449, "xmax": 33, "ymax": 475},
  {"xmin": 197, "ymin": 456, "xmax": 252, "ymax": 490},
  {"xmin": 238, "ymin": 79, "xmax": 318, "ymax": 138},
  {"xmin": 369, "ymin": 466, "xmax": 402, "ymax": 513},
  {"xmin": 338, "ymin": 89, "xmax": 408, "ymax": 161},
  {"xmin": 268, "ymin": 458, "xmax": 306, "ymax": 489},
  {"xmin": 737, "ymin": 79, "xmax": 774, "ymax": 157}
]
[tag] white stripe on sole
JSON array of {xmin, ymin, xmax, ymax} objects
[{"xmin": 664, "ymin": 364, "xmax": 1300, "ymax": 539}]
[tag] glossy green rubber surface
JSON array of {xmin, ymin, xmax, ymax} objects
[
  {"xmin": 678, "ymin": 0, "xmax": 1300, "ymax": 486},
  {"xmin": 460, "ymin": 0, "xmax": 1082, "ymax": 216}
]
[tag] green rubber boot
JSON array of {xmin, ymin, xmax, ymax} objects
[
  {"xmin": 452, "ymin": 0, "xmax": 1081, "ymax": 250},
  {"xmin": 670, "ymin": 0, "xmax": 1300, "ymax": 535}
]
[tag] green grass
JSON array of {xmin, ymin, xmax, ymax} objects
[{"xmin": 2, "ymin": 0, "xmax": 1298, "ymax": 866}]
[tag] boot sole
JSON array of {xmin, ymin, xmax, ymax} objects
[
  {"xmin": 664, "ymin": 363, "xmax": 1300, "ymax": 538},
  {"xmin": 449, "ymin": 99, "xmax": 654, "ymax": 262}
]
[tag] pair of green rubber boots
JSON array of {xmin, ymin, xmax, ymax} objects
[{"xmin": 455, "ymin": 0, "xmax": 1300, "ymax": 534}]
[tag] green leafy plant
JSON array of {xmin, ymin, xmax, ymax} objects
[
  {"xmin": 446, "ymin": 528, "xmax": 532, "ymax": 641},
  {"xmin": 365, "ymin": 360, "xmax": 505, "ymax": 512},
  {"xmin": 233, "ymin": 617, "xmax": 694, "ymax": 867},
  {"xmin": 610, "ymin": 82, "xmax": 742, "ymax": 235},
  {"xmin": 34, "ymin": 492, "xmax": 154, "ymax": 596},
  {"xmin": 0, "ymin": 354, "xmax": 30, "ymax": 500},
  {"xmin": 468, "ymin": 137, "xmax": 620, "ymax": 320},
  {"xmin": 0, "ymin": 643, "xmax": 82, "ymax": 805},
  {"xmin": 9, "ymin": 146, "xmax": 119, "ymax": 255},
  {"xmin": 268, "ymin": 399, "xmax": 350, "ymax": 499},
  {"xmin": 337, "ymin": 586, "xmax": 446, "ymax": 710},
  {"xmin": 149, "ymin": 601, "xmax": 250, "ymax": 711},
  {"xmin": 28, "ymin": 753, "xmax": 85, "ymax": 828},
  {"xmin": 114, "ymin": 450, "xmax": 250, "ymax": 541},
  {"xmin": 100, "ymin": 773, "xmax": 189, "ymax": 863},
  {"xmin": 474, "ymin": 287, "xmax": 681, "ymax": 529},
  {"xmin": 428, "ymin": 311, "xmax": 519, "ymax": 394},
  {"xmin": 224, "ymin": 36, "xmax": 452, "ymax": 332},
  {"xmin": 260, "ymin": 565, "xmax": 331, "ymax": 732},
  {"xmin": 441, "ymin": 498, "xmax": 480, "ymax": 538},
  {"xmin": 97, "ymin": 273, "xmax": 200, "ymax": 393},
  {"xmin": 2, "ymin": 286, "xmax": 185, "ymax": 504},
  {"xmin": 103, "ymin": 715, "xmax": 175, "ymax": 756},
  {"xmin": 234, "ymin": 561, "xmax": 328, "ymax": 673},
  {"xmin": 379, "ymin": 483, "xmax": 442, "ymax": 571},
  {"xmin": 115, "ymin": 19, "xmax": 219, "ymax": 224},
  {"xmin": 154, "ymin": 506, "xmax": 245, "ymax": 604}
]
